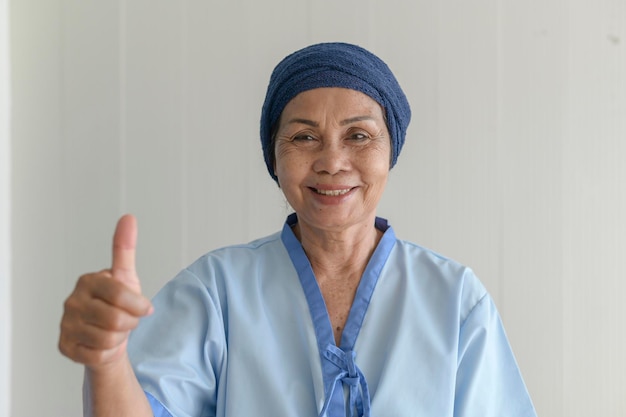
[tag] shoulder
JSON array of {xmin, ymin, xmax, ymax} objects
[
  {"xmin": 390, "ymin": 237, "xmax": 477, "ymax": 283},
  {"xmin": 151, "ymin": 230, "xmax": 293, "ymax": 314},
  {"xmin": 388, "ymin": 237, "xmax": 488, "ymax": 322},
  {"xmin": 186, "ymin": 231, "xmax": 285, "ymax": 273},
  {"xmin": 168, "ymin": 230, "xmax": 300, "ymax": 302}
]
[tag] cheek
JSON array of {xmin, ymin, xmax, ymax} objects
[
  {"xmin": 361, "ymin": 144, "xmax": 392, "ymax": 176},
  {"xmin": 274, "ymin": 147, "xmax": 310, "ymax": 183}
]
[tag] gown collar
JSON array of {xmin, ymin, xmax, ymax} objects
[{"xmin": 281, "ymin": 213, "xmax": 396, "ymax": 417}]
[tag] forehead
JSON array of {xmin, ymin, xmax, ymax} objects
[{"xmin": 281, "ymin": 87, "xmax": 385, "ymax": 119}]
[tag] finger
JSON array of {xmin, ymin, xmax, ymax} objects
[
  {"xmin": 77, "ymin": 274, "xmax": 152, "ymax": 317},
  {"xmin": 65, "ymin": 321, "xmax": 131, "ymax": 351},
  {"xmin": 60, "ymin": 334, "xmax": 126, "ymax": 368},
  {"xmin": 111, "ymin": 214, "xmax": 140, "ymax": 291},
  {"xmin": 80, "ymin": 297, "xmax": 145, "ymax": 332},
  {"xmin": 59, "ymin": 272, "xmax": 153, "ymax": 367},
  {"xmin": 59, "ymin": 305, "xmax": 127, "ymax": 362}
]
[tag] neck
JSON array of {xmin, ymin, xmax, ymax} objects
[{"xmin": 293, "ymin": 218, "xmax": 383, "ymax": 280}]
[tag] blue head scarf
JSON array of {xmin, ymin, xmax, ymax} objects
[{"xmin": 260, "ymin": 42, "xmax": 411, "ymax": 182}]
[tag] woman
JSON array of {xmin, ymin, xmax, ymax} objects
[{"xmin": 59, "ymin": 42, "xmax": 537, "ymax": 417}]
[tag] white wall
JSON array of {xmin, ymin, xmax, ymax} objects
[{"xmin": 9, "ymin": 1, "xmax": 626, "ymax": 416}]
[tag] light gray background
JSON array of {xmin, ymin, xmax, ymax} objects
[{"xmin": 4, "ymin": 1, "xmax": 626, "ymax": 416}]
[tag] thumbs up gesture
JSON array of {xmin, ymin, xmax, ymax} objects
[
  {"xmin": 111, "ymin": 215, "xmax": 142, "ymax": 294},
  {"xmin": 59, "ymin": 215, "xmax": 153, "ymax": 370}
]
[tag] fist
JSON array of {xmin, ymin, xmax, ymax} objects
[{"xmin": 58, "ymin": 215, "xmax": 153, "ymax": 369}]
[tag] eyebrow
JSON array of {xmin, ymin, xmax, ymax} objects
[
  {"xmin": 285, "ymin": 118, "xmax": 319, "ymax": 127},
  {"xmin": 284, "ymin": 115, "xmax": 377, "ymax": 127}
]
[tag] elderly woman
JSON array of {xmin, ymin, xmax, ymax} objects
[{"xmin": 59, "ymin": 43, "xmax": 536, "ymax": 417}]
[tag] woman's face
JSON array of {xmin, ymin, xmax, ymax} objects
[{"xmin": 274, "ymin": 87, "xmax": 391, "ymax": 234}]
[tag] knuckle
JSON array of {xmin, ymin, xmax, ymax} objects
[
  {"xmin": 59, "ymin": 318, "xmax": 80, "ymax": 342},
  {"xmin": 58, "ymin": 338, "xmax": 69, "ymax": 356},
  {"xmin": 59, "ymin": 319, "xmax": 70, "ymax": 335},
  {"xmin": 63, "ymin": 296, "xmax": 78, "ymax": 312},
  {"xmin": 75, "ymin": 273, "xmax": 93, "ymax": 289},
  {"xmin": 76, "ymin": 270, "xmax": 111, "ymax": 289},
  {"xmin": 58, "ymin": 337, "xmax": 81, "ymax": 363}
]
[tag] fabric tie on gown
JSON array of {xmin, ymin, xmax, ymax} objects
[{"xmin": 318, "ymin": 344, "xmax": 371, "ymax": 417}]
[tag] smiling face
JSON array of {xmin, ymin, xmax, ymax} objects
[{"xmin": 274, "ymin": 87, "xmax": 391, "ymax": 234}]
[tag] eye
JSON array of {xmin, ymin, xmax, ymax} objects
[
  {"xmin": 290, "ymin": 131, "xmax": 321, "ymax": 145},
  {"xmin": 347, "ymin": 130, "xmax": 371, "ymax": 141},
  {"xmin": 293, "ymin": 133, "xmax": 316, "ymax": 141}
]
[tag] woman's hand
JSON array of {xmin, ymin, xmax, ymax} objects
[{"xmin": 58, "ymin": 215, "xmax": 153, "ymax": 371}]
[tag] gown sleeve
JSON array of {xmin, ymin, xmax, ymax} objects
[
  {"xmin": 453, "ymin": 293, "xmax": 537, "ymax": 417},
  {"xmin": 127, "ymin": 267, "xmax": 227, "ymax": 417}
]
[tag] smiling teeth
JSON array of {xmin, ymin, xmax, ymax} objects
[{"xmin": 316, "ymin": 189, "xmax": 351, "ymax": 196}]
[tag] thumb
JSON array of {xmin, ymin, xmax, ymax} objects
[{"xmin": 111, "ymin": 214, "xmax": 141, "ymax": 293}]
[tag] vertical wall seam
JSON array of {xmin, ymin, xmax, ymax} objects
[
  {"xmin": 494, "ymin": 0, "xmax": 505, "ymax": 309},
  {"xmin": 0, "ymin": 0, "xmax": 11, "ymax": 414},
  {"xmin": 119, "ymin": 0, "xmax": 127, "ymax": 212},
  {"xmin": 561, "ymin": 1, "xmax": 570, "ymax": 412},
  {"xmin": 180, "ymin": 0, "xmax": 188, "ymax": 266}
]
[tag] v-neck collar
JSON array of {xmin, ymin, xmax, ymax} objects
[{"xmin": 280, "ymin": 213, "xmax": 396, "ymax": 416}]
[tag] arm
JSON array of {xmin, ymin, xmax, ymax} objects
[
  {"xmin": 454, "ymin": 294, "xmax": 537, "ymax": 417},
  {"xmin": 83, "ymin": 355, "xmax": 152, "ymax": 417},
  {"xmin": 59, "ymin": 215, "xmax": 154, "ymax": 417}
]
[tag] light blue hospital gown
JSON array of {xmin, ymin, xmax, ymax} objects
[{"xmin": 127, "ymin": 214, "xmax": 537, "ymax": 417}]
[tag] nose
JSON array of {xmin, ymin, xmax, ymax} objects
[{"xmin": 312, "ymin": 139, "xmax": 350, "ymax": 175}]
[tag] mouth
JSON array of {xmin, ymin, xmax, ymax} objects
[{"xmin": 312, "ymin": 188, "xmax": 353, "ymax": 196}]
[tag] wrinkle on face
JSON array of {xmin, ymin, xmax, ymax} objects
[{"xmin": 273, "ymin": 87, "xmax": 391, "ymax": 237}]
